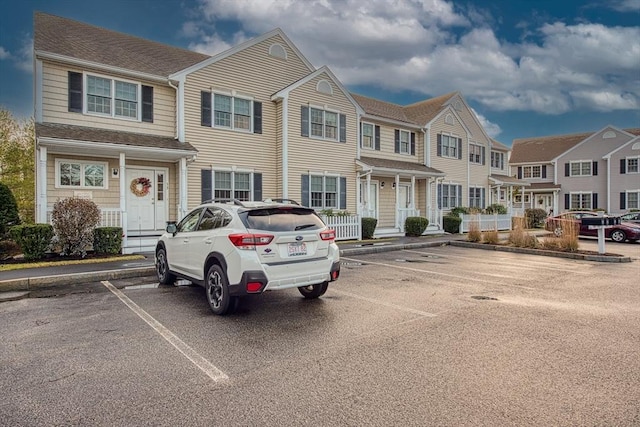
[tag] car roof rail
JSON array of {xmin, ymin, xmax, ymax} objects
[
  {"xmin": 202, "ymin": 198, "xmax": 248, "ymax": 207},
  {"xmin": 263, "ymin": 198, "xmax": 300, "ymax": 205}
]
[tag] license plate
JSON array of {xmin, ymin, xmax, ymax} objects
[{"xmin": 288, "ymin": 242, "xmax": 307, "ymax": 257}]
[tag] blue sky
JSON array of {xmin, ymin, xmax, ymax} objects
[{"xmin": 1, "ymin": 0, "xmax": 638, "ymax": 145}]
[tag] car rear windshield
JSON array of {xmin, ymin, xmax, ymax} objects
[{"xmin": 242, "ymin": 208, "xmax": 325, "ymax": 232}]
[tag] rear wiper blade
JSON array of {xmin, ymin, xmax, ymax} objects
[{"xmin": 294, "ymin": 224, "xmax": 316, "ymax": 231}]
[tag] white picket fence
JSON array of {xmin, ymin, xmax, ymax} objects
[
  {"xmin": 46, "ymin": 208, "xmax": 121, "ymax": 227},
  {"xmin": 459, "ymin": 213, "xmax": 512, "ymax": 233},
  {"xmin": 319, "ymin": 214, "xmax": 361, "ymax": 241}
]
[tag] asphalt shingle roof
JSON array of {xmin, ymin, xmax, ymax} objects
[
  {"xmin": 359, "ymin": 156, "xmax": 444, "ymax": 175},
  {"xmin": 34, "ymin": 12, "xmax": 209, "ymax": 78}
]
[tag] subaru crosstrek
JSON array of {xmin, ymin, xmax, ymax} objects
[{"xmin": 155, "ymin": 199, "xmax": 340, "ymax": 315}]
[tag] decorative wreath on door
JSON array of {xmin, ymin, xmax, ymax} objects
[{"xmin": 130, "ymin": 177, "xmax": 152, "ymax": 197}]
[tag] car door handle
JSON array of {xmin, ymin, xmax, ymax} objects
[
  {"xmin": 183, "ymin": 239, "xmax": 189, "ymax": 243},
  {"xmin": 204, "ymin": 238, "xmax": 212, "ymax": 244}
]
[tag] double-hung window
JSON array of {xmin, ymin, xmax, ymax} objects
[
  {"xmin": 441, "ymin": 135, "xmax": 458, "ymax": 158},
  {"xmin": 570, "ymin": 192, "xmax": 592, "ymax": 209},
  {"xmin": 86, "ymin": 75, "xmax": 138, "ymax": 119},
  {"xmin": 523, "ymin": 165, "xmax": 542, "ymax": 179},
  {"xmin": 361, "ymin": 123, "xmax": 374, "ymax": 149},
  {"xmin": 491, "ymin": 151, "xmax": 504, "ymax": 169},
  {"xmin": 311, "ymin": 175, "xmax": 338, "ymax": 209},
  {"xmin": 438, "ymin": 183, "xmax": 462, "ymax": 209},
  {"xmin": 626, "ymin": 191, "xmax": 639, "ymax": 209},
  {"xmin": 570, "ymin": 161, "xmax": 591, "ymax": 177},
  {"xmin": 56, "ymin": 159, "xmax": 107, "ymax": 189},
  {"xmin": 212, "ymin": 94, "xmax": 252, "ymax": 131},
  {"xmin": 469, "ymin": 144, "xmax": 482, "ymax": 164},
  {"xmin": 625, "ymin": 157, "xmax": 639, "ymax": 173},
  {"xmin": 310, "ymin": 108, "xmax": 338, "ymax": 141},
  {"xmin": 399, "ymin": 130, "xmax": 410, "ymax": 154},
  {"xmin": 469, "ymin": 187, "xmax": 485, "ymax": 208},
  {"xmin": 214, "ymin": 171, "xmax": 251, "ymax": 201}
]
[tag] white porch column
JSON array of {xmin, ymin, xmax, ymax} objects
[
  {"xmin": 411, "ymin": 175, "xmax": 416, "ymax": 211},
  {"xmin": 37, "ymin": 146, "xmax": 47, "ymax": 223},
  {"xmin": 180, "ymin": 157, "xmax": 188, "ymax": 219},
  {"xmin": 426, "ymin": 177, "xmax": 432, "ymax": 225},
  {"xmin": 394, "ymin": 174, "xmax": 400, "ymax": 229},
  {"xmin": 119, "ymin": 153, "xmax": 127, "ymax": 250},
  {"xmin": 366, "ymin": 172, "xmax": 371, "ymax": 216}
]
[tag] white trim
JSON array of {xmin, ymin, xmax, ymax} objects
[
  {"xmin": 119, "ymin": 153, "xmax": 127, "ymax": 249},
  {"xmin": 269, "ymin": 42, "xmax": 287, "ymax": 60},
  {"xmin": 38, "ymin": 137, "xmax": 197, "ymax": 160},
  {"xmin": 398, "ymin": 129, "xmax": 411, "ymax": 155},
  {"xmin": 308, "ymin": 105, "xmax": 340, "ymax": 142},
  {"xmin": 175, "ymin": 76, "xmax": 186, "ymax": 142},
  {"xmin": 37, "ymin": 146, "xmax": 47, "ymax": 223},
  {"xmin": 282, "ymin": 96, "xmax": 289, "ymax": 198},
  {"xmin": 603, "ymin": 135, "xmax": 640, "ymax": 159},
  {"xmin": 180, "ymin": 158, "xmax": 188, "ymax": 219},
  {"xmin": 360, "ymin": 121, "xmax": 376, "ymax": 150},
  {"xmin": 35, "ymin": 50, "xmax": 169, "ymax": 84},
  {"xmin": 55, "ymin": 158, "xmax": 109, "ymax": 190},
  {"xmin": 316, "ymin": 79, "xmax": 333, "ymax": 95},
  {"xmin": 209, "ymin": 92, "xmax": 254, "ymax": 133},
  {"xmin": 83, "ymin": 72, "xmax": 142, "ymax": 122},
  {"xmin": 361, "ymin": 114, "xmax": 422, "ymax": 130},
  {"xmin": 568, "ymin": 160, "xmax": 593, "ymax": 177},
  {"xmin": 35, "ymin": 59, "xmax": 43, "ymax": 122}
]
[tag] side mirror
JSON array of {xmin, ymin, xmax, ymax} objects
[{"xmin": 166, "ymin": 222, "xmax": 177, "ymax": 235}]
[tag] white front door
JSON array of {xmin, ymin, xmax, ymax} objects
[
  {"xmin": 126, "ymin": 168, "xmax": 168, "ymax": 233},
  {"xmin": 360, "ymin": 181, "xmax": 379, "ymax": 218}
]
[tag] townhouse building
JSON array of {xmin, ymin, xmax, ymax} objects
[
  {"xmin": 33, "ymin": 12, "xmax": 513, "ymax": 251},
  {"xmin": 510, "ymin": 126, "xmax": 640, "ymax": 215}
]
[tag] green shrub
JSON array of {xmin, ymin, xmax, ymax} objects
[
  {"xmin": 51, "ymin": 197, "xmax": 101, "ymax": 257},
  {"xmin": 0, "ymin": 182, "xmax": 21, "ymax": 236},
  {"xmin": 9, "ymin": 224, "xmax": 53, "ymax": 261},
  {"xmin": 449, "ymin": 206, "xmax": 469, "ymax": 216},
  {"xmin": 485, "ymin": 204, "xmax": 507, "ymax": 215},
  {"xmin": 93, "ymin": 227, "xmax": 123, "ymax": 255},
  {"xmin": 361, "ymin": 217, "xmax": 377, "ymax": 239},
  {"xmin": 525, "ymin": 208, "xmax": 547, "ymax": 228},
  {"xmin": 405, "ymin": 216, "xmax": 429, "ymax": 237},
  {"xmin": 443, "ymin": 214, "xmax": 462, "ymax": 234}
]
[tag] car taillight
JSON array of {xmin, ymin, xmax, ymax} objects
[
  {"xmin": 320, "ymin": 229, "xmax": 336, "ymax": 241},
  {"xmin": 228, "ymin": 233, "xmax": 274, "ymax": 249}
]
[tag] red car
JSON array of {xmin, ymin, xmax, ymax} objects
[{"xmin": 545, "ymin": 211, "xmax": 640, "ymax": 243}]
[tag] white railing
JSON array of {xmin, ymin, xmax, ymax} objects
[
  {"xmin": 46, "ymin": 208, "xmax": 121, "ymax": 228},
  {"xmin": 319, "ymin": 214, "xmax": 361, "ymax": 241},
  {"xmin": 397, "ymin": 208, "xmax": 420, "ymax": 231},
  {"xmin": 459, "ymin": 213, "xmax": 512, "ymax": 233}
]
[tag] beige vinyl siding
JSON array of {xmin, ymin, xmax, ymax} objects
[
  {"xmin": 286, "ymin": 74, "xmax": 358, "ymax": 212},
  {"xmin": 183, "ymin": 34, "xmax": 312, "ymax": 208},
  {"xmin": 450, "ymin": 96, "xmax": 491, "ymax": 144},
  {"xmin": 41, "ymin": 61, "xmax": 176, "ymax": 137},
  {"xmin": 362, "ymin": 121, "xmax": 424, "ymax": 163},
  {"xmin": 376, "ymin": 181, "xmax": 397, "ymax": 228},
  {"xmin": 429, "ymin": 115, "xmax": 467, "ymax": 209}
]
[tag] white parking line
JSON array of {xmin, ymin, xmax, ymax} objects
[
  {"xmin": 341, "ymin": 257, "xmax": 536, "ymax": 290},
  {"xmin": 101, "ymin": 281, "xmax": 228, "ymax": 383},
  {"xmin": 331, "ymin": 289, "xmax": 438, "ymax": 317}
]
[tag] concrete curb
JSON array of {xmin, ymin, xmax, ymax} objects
[
  {"xmin": 340, "ymin": 240, "xmax": 449, "ymax": 256},
  {"xmin": 449, "ymin": 241, "xmax": 632, "ymax": 262}
]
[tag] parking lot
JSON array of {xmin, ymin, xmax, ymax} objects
[{"xmin": 1, "ymin": 241, "xmax": 639, "ymax": 426}]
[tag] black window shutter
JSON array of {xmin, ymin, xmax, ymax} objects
[
  {"xmin": 518, "ymin": 167, "xmax": 522, "ymax": 179},
  {"xmin": 301, "ymin": 106, "xmax": 309, "ymax": 137},
  {"xmin": 620, "ymin": 192, "xmax": 626, "ymax": 210},
  {"xmin": 142, "ymin": 85, "xmax": 153, "ymax": 123},
  {"xmin": 301, "ymin": 175, "xmax": 310, "ymax": 207},
  {"xmin": 375, "ymin": 125, "xmax": 380, "ymax": 150},
  {"xmin": 437, "ymin": 184, "xmax": 442, "ymax": 209},
  {"xmin": 410, "ymin": 132, "xmax": 415, "ymax": 155},
  {"xmin": 565, "ymin": 163, "xmax": 570, "ymax": 177},
  {"xmin": 457, "ymin": 185, "xmax": 462, "ymax": 207},
  {"xmin": 339, "ymin": 114, "xmax": 346, "ymax": 143},
  {"xmin": 253, "ymin": 101, "xmax": 262, "ymax": 134},
  {"xmin": 542, "ymin": 165, "xmax": 547, "ymax": 179},
  {"xmin": 201, "ymin": 169, "xmax": 212, "ymax": 202},
  {"xmin": 481, "ymin": 188, "xmax": 486, "ymax": 208},
  {"xmin": 201, "ymin": 92, "xmax": 211, "ymax": 127},
  {"xmin": 437, "ymin": 134, "xmax": 442, "ymax": 157},
  {"xmin": 565, "ymin": 194, "xmax": 570, "ymax": 209},
  {"xmin": 253, "ymin": 173, "xmax": 262, "ymax": 201},
  {"xmin": 481, "ymin": 146, "xmax": 486, "ymax": 165},
  {"xmin": 592, "ymin": 193, "xmax": 598, "ymax": 209},
  {"xmin": 457, "ymin": 138, "xmax": 462, "ymax": 160},
  {"xmin": 394, "ymin": 130, "xmax": 400, "ymax": 153},
  {"xmin": 592, "ymin": 161, "xmax": 598, "ymax": 176},
  {"xmin": 620, "ymin": 159, "xmax": 626, "ymax": 174},
  {"xmin": 68, "ymin": 71, "xmax": 83, "ymax": 113},
  {"xmin": 339, "ymin": 177, "xmax": 347, "ymax": 209}
]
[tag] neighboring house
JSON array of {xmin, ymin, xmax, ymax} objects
[
  {"xmin": 488, "ymin": 138, "xmax": 529, "ymax": 214},
  {"xmin": 510, "ymin": 126, "xmax": 640, "ymax": 215},
  {"xmin": 33, "ymin": 12, "xmax": 508, "ymax": 251}
]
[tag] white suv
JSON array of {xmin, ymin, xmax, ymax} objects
[{"xmin": 155, "ymin": 199, "xmax": 340, "ymax": 315}]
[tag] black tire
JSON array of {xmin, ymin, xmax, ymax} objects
[
  {"xmin": 205, "ymin": 264, "xmax": 236, "ymax": 315},
  {"xmin": 298, "ymin": 282, "xmax": 329, "ymax": 299},
  {"xmin": 610, "ymin": 229, "xmax": 626, "ymax": 243},
  {"xmin": 156, "ymin": 248, "xmax": 176, "ymax": 285}
]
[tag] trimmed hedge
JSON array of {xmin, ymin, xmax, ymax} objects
[
  {"xmin": 9, "ymin": 224, "xmax": 54, "ymax": 261},
  {"xmin": 93, "ymin": 227, "xmax": 123, "ymax": 255},
  {"xmin": 361, "ymin": 217, "xmax": 377, "ymax": 240},
  {"xmin": 443, "ymin": 214, "xmax": 462, "ymax": 234},
  {"xmin": 405, "ymin": 216, "xmax": 429, "ymax": 237}
]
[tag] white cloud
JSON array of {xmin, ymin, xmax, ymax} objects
[
  {"xmin": 14, "ymin": 38, "xmax": 33, "ymax": 72},
  {"xmin": 186, "ymin": 0, "xmax": 640, "ymax": 116},
  {"xmin": 471, "ymin": 108, "xmax": 502, "ymax": 138},
  {"xmin": 0, "ymin": 46, "xmax": 10, "ymax": 60},
  {"xmin": 608, "ymin": 0, "xmax": 640, "ymax": 12}
]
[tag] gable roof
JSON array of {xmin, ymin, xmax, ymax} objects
[
  {"xmin": 403, "ymin": 92, "xmax": 458, "ymax": 126},
  {"xmin": 490, "ymin": 139, "xmax": 510, "ymax": 152},
  {"xmin": 351, "ymin": 93, "xmax": 414, "ymax": 124},
  {"xmin": 34, "ymin": 12, "xmax": 209, "ymax": 78},
  {"xmin": 510, "ymin": 127, "xmax": 640, "ymax": 164}
]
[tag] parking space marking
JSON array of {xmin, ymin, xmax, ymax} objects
[
  {"xmin": 101, "ymin": 281, "xmax": 228, "ymax": 383},
  {"xmin": 341, "ymin": 257, "xmax": 535, "ymax": 290},
  {"xmin": 332, "ymin": 289, "xmax": 438, "ymax": 317}
]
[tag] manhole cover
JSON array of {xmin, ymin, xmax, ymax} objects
[{"xmin": 471, "ymin": 295, "xmax": 498, "ymax": 301}]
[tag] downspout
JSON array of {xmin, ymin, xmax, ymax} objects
[{"xmin": 168, "ymin": 79, "xmax": 181, "ymax": 141}]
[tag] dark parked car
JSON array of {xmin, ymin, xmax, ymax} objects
[
  {"xmin": 545, "ymin": 211, "xmax": 640, "ymax": 243},
  {"xmin": 619, "ymin": 212, "xmax": 640, "ymax": 224}
]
